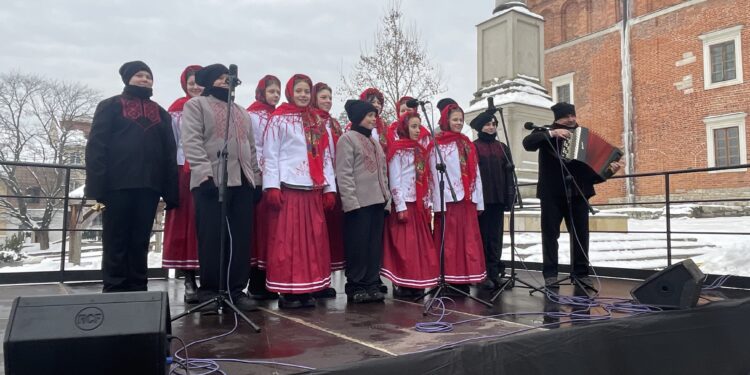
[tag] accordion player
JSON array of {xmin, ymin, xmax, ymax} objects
[{"xmin": 561, "ymin": 127, "xmax": 623, "ymax": 182}]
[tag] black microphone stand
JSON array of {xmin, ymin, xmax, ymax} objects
[
  {"xmin": 171, "ymin": 66, "xmax": 261, "ymax": 332},
  {"xmin": 489, "ymin": 108, "xmax": 537, "ymax": 302},
  {"xmin": 527, "ymin": 125, "xmax": 597, "ymax": 296},
  {"xmin": 413, "ymin": 102, "xmax": 493, "ymax": 312}
]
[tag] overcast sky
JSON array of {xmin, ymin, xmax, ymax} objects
[{"xmin": 0, "ymin": 0, "xmax": 496, "ymax": 116}]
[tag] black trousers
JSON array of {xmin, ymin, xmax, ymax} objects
[
  {"xmin": 540, "ymin": 194, "xmax": 590, "ymax": 278},
  {"xmin": 343, "ymin": 203, "xmax": 385, "ymax": 295},
  {"xmin": 478, "ymin": 203, "xmax": 506, "ymax": 279},
  {"xmin": 101, "ymin": 188, "xmax": 160, "ymax": 293},
  {"xmin": 193, "ymin": 184, "xmax": 253, "ymax": 300}
]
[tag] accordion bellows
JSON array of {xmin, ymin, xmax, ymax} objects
[{"xmin": 562, "ymin": 127, "xmax": 623, "ymax": 181}]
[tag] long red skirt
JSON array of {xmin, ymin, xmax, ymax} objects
[
  {"xmin": 162, "ymin": 165, "xmax": 199, "ymax": 269},
  {"xmin": 325, "ymin": 195, "xmax": 345, "ymax": 271},
  {"xmin": 432, "ymin": 200, "xmax": 486, "ymax": 284},
  {"xmin": 250, "ymin": 196, "xmax": 270, "ymax": 269},
  {"xmin": 265, "ymin": 188, "xmax": 332, "ymax": 294},
  {"xmin": 382, "ymin": 202, "xmax": 439, "ymax": 288}
]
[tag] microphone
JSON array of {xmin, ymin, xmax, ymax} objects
[
  {"xmin": 406, "ymin": 98, "xmax": 429, "ymax": 108},
  {"xmin": 524, "ymin": 122, "xmax": 548, "ymax": 131},
  {"xmin": 226, "ymin": 64, "xmax": 241, "ymax": 86}
]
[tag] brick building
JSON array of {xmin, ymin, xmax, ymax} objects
[{"xmin": 526, "ymin": 0, "xmax": 750, "ymax": 203}]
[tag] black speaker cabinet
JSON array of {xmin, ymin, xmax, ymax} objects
[
  {"xmin": 4, "ymin": 291, "xmax": 171, "ymax": 375},
  {"xmin": 630, "ymin": 259, "xmax": 705, "ymax": 309}
]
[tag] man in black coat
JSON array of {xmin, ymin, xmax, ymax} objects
[
  {"xmin": 522, "ymin": 102, "xmax": 619, "ymax": 288},
  {"xmin": 471, "ymin": 108, "xmax": 515, "ymax": 289},
  {"xmin": 85, "ymin": 61, "xmax": 178, "ymax": 292}
]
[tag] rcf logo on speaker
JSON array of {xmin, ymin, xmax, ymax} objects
[{"xmin": 75, "ymin": 307, "xmax": 104, "ymax": 331}]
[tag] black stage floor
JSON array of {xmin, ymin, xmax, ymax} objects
[{"xmin": 1, "ymin": 270, "xmax": 748, "ymax": 374}]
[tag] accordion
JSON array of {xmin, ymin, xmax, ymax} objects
[{"xmin": 562, "ymin": 127, "xmax": 623, "ymax": 181}]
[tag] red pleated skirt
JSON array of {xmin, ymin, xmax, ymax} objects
[
  {"xmin": 265, "ymin": 188, "xmax": 332, "ymax": 294},
  {"xmin": 382, "ymin": 202, "xmax": 439, "ymax": 288},
  {"xmin": 432, "ymin": 200, "xmax": 486, "ymax": 284},
  {"xmin": 326, "ymin": 195, "xmax": 345, "ymax": 271},
  {"xmin": 162, "ymin": 165, "xmax": 199, "ymax": 269},
  {"xmin": 250, "ymin": 196, "xmax": 270, "ymax": 269}
]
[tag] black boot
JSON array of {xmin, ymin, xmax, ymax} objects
[{"xmin": 183, "ymin": 270, "xmax": 199, "ymax": 304}]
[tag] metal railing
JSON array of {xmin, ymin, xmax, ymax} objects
[{"xmin": 1, "ymin": 160, "xmax": 748, "ymax": 288}]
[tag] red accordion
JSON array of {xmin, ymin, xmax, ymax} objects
[{"xmin": 562, "ymin": 127, "xmax": 623, "ymax": 181}]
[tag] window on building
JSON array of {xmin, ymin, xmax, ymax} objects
[
  {"xmin": 713, "ymin": 127, "xmax": 740, "ymax": 167},
  {"xmin": 550, "ymin": 72, "xmax": 575, "ymax": 104},
  {"xmin": 704, "ymin": 112, "xmax": 747, "ymax": 172},
  {"xmin": 700, "ymin": 25, "xmax": 744, "ymax": 90}
]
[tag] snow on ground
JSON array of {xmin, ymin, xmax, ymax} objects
[{"xmin": 2, "ymin": 216, "xmax": 749, "ymax": 277}]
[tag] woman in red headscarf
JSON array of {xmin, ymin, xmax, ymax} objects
[
  {"xmin": 387, "ymin": 96, "xmax": 417, "ymax": 142},
  {"xmin": 429, "ymin": 103, "xmax": 486, "ymax": 293},
  {"xmin": 246, "ymin": 74, "xmax": 281, "ymax": 300},
  {"xmin": 382, "ymin": 112, "xmax": 438, "ymax": 298},
  {"xmin": 310, "ymin": 82, "xmax": 344, "ymax": 299},
  {"xmin": 263, "ymin": 74, "xmax": 336, "ymax": 309},
  {"xmin": 163, "ymin": 64, "xmax": 203, "ymax": 303}
]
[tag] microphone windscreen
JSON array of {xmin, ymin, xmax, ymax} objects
[
  {"xmin": 524, "ymin": 122, "xmax": 535, "ymax": 130},
  {"xmin": 406, "ymin": 98, "xmax": 420, "ymax": 108}
]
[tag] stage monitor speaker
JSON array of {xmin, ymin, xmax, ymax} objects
[
  {"xmin": 3, "ymin": 291, "xmax": 171, "ymax": 375},
  {"xmin": 630, "ymin": 259, "xmax": 705, "ymax": 309}
]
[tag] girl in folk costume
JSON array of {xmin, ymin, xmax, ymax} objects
[
  {"xmin": 246, "ymin": 74, "xmax": 281, "ymax": 300},
  {"xmin": 181, "ymin": 64, "xmax": 262, "ymax": 312},
  {"xmin": 429, "ymin": 103, "xmax": 486, "ymax": 293},
  {"xmin": 163, "ymin": 65, "xmax": 203, "ymax": 303},
  {"xmin": 382, "ymin": 112, "xmax": 439, "ymax": 298},
  {"xmin": 86, "ymin": 61, "xmax": 178, "ymax": 293},
  {"xmin": 387, "ymin": 96, "xmax": 417, "ymax": 141},
  {"xmin": 310, "ymin": 82, "xmax": 344, "ymax": 299},
  {"xmin": 263, "ymin": 74, "xmax": 337, "ymax": 309},
  {"xmin": 336, "ymin": 100, "xmax": 391, "ymax": 304}
]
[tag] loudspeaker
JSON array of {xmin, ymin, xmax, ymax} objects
[
  {"xmin": 630, "ymin": 259, "xmax": 705, "ymax": 309},
  {"xmin": 4, "ymin": 291, "xmax": 171, "ymax": 375}
]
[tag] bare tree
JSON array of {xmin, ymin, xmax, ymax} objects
[
  {"xmin": 0, "ymin": 71, "xmax": 99, "ymax": 250},
  {"xmin": 339, "ymin": 0, "xmax": 445, "ymax": 122}
]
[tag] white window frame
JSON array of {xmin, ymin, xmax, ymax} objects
[
  {"xmin": 704, "ymin": 112, "xmax": 747, "ymax": 173},
  {"xmin": 699, "ymin": 25, "xmax": 744, "ymax": 90},
  {"xmin": 550, "ymin": 72, "xmax": 575, "ymax": 104}
]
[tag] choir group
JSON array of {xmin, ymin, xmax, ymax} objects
[{"xmin": 85, "ymin": 61, "xmax": 516, "ymax": 312}]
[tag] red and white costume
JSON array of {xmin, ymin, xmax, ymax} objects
[
  {"xmin": 312, "ymin": 82, "xmax": 345, "ymax": 271},
  {"xmin": 263, "ymin": 74, "xmax": 336, "ymax": 294},
  {"xmin": 162, "ymin": 65, "xmax": 202, "ymax": 270},
  {"xmin": 382, "ymin": 113, "xmax": 439, "ymax": 288},
  {"xmin": 246, "ymin": 75, "xmax": 279, "ymax": 269},
  {"xmin": 429, "ymin": 104, "xmax": 486, "ymax": 284}
]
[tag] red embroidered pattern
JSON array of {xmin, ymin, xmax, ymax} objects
[
  {"xmin": 209, "ymin": 101, "xmax": 246, "ymax": 141},
  {"xmin": 357, "ymin": 135, "xmax": 378, "ymax": 173},
  {"xmin": 120, "ymin": 97, "xmax": 161, "ymax": 130}
]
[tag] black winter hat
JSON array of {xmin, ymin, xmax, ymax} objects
[
  {"xmin": 469, "ymin": 108, "xmax": 497, "ymax": 132},
  {"xmin": 119, "ymin": 60, "xmax": 152, "ymax": 85},
  {"xmin": 195, "ymin": 64, "xmax": 229, "ymax": 88},
  {"xmin": 437, "ymin": 98, "xmax": 457, "ymax": 112},
  {"xmin": 551, "ymin": 102, "xmax": 576, "ymax": 121},
  {"xmin": 345, "ymin": 99, "xmax": 377, "ymax": 127}
]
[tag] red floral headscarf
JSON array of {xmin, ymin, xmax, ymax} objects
[
  {"xmin": 359, "ymin": 87, "xmax": 388, "ymax": 151},
  {"xmin": 312, "ymin": 82, "xmax": 343, "ymax": 143},
  {"xmin": 435, "ymin": 103, "xmax": 478, "ymax": 200},
  {"xmin": 387, "ymin": 112, "xmax": 431, "ymax": 208},
  {"xmin": 272, "ymin": 74, "xmax": 329, "ymax": 187},
  {"xmin": 247, "ymin": 74, "xmax": 280, "ymax": 113},
  {"xmin": 168, "ymin": 65, "xmax": 202, "ymax": 112}
]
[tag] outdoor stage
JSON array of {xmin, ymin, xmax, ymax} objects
[{"xmin": 1, "ymin": 270, "xmax": 749, "ymax": 374}]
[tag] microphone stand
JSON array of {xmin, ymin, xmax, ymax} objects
[
  {"xmin": 489, "ymin": 108, "xmax": 537, "ymax": 302},
  {"xmin": 527, "ymin": 125, "xmax": 597, "ymax": 296},
  {"xmin": 413, "ymin": 102, "xmax": 493, "ymax": 312},
  {"xmin": 172, "ymin": 67, "xmax": 261, "ymax": 332}
]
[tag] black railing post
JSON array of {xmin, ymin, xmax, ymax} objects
[
  {"xmin": 664, "ymin": 173, "xmax": 672, "ymax": 266},
  {"xmin": 59, "ymin": 167, "xmax": 71, "ymax": 283}
]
